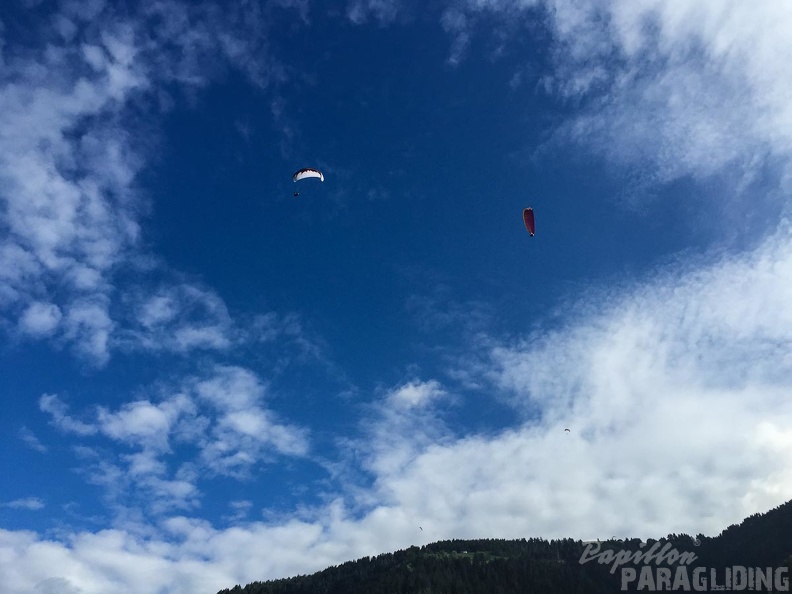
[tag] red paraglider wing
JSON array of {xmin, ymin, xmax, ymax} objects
[{"xmin": 523, "ymin": 208, "xmax": 535, "ymax": 236}]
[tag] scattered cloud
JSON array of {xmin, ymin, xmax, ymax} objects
[
  {"xmin": 386, "ymin": 380, "xmax": 446, "ymax": 409},
  {"xmin": 0, "ymin": 0, "xmax": 293, "ymax": 365},
  {"xmin": 318, "ymin": 227, "xmax": 792, "ymax": 553},
  {"xmin": 17, "ymin": 302, "xmax": 63, "ymax": 338},
  {"xmin": 10, "ymin": 225, "xmax": 792, "ymax": 594},
  {"xmin": 192, "ymin": 366, "xmax": 310, "ymax": 476},
  {"xmin": 39, "ymin": 394, "xmax": 100, "ymax": 437},
  {"xmin": 444, "ymin": 0, "xmax": 792, "ymax": 200},
  {"xmin": 120, "ymin": 281, "xmax": 235, "ymax": 354},
  {"xmin": 441, "ymin": 0, "xmax": 542, "ymax": 66},
  {"xmin": 338, "ymin": 379, "xmax": 454, "ymax": 506},
  {"xmin": 347, "ymin": 0, "xmax": 401, "ymax": 25},
  {"xmin": 486, "ymin": 225, "xmax": 792, "ymax": 523},
  {"xmin": 38, "ymin": 366, "xmax": 310, "ymax": 513},
  {"xmin": 440, "ymin": 7, "xmax": 472, "ymax": 66},
  {"xmin": 17, "ymin": 426, "xmax": 48, "ymax": 453},
  {"xmin": 223, "ymin": 500, "xmax": 253, "ymax": 523},
  {"xmin": 1, "ymin": 498, "xmax": 45, "ymax": 511}
]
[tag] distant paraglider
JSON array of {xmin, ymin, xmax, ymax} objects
[
  {"xmin": 292, "ymin": 168, "xmax": 323, "ymax": 198},
  {"xmin": 293, "ymin": 168, "xmax": 324, "ymax": 183},
  {"xmin": 523, "ymin": 208, "xmax": 535, "ymax": 236},
  {"xmin": 564, "ymin": 428, "xmax": 570, "ymax": 433}
]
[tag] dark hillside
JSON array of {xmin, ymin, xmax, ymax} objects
[{"xmin": 219, "ymin": 500, "xmax": 792, "ymax": 594}]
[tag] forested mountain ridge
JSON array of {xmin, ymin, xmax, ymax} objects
[{"xmin": 219, "ymin": 500, "xmax": 792, "ymax": 593}]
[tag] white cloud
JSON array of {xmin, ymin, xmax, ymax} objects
[
  {"xmin": 11, "ymin": 240, "xmax": 792, "ymax": 589},
  {"xmin": 0, "ymin": 244, "xmax": 41, "ymax": 308},
  {"xmin": 440, "ymin": 8, "xmax": 472, "ymax": 66},
  {"xmin": 334, "ymin": 227, "xmax": 792, "ymax": 547},
  {"xmin": 386, "ymin": 380, "xmax": 446, "ymax": 409},
  {"xmin": 347, "ymin": 0, "xmax": 401, "ymax": 25},
  {"xmin": 335, "ymin": 380, "xmax": 455, "ymax": 500},
  {"xmin": 97, "ymin": 400, "xmax": 182, "ymax": 450},
  {"xmin": 0, "ymin": 10, "xmax": 141, "ymax": 363},
  {"xmin": 446, "ymin": 0, "xmax": 792, "ymax": 196},
  {"xmin": 0, "ymin": 1, "xmax": 292, "ymax": 365},
  {"xmin": 124, "ymin": 450, "xmax": 168, "ymax": 478},
  {"xmin": 38, "ymin": 366, "xmax": 310, "ymax": 511},
  {"xmin": 193, "ymin": 366, "xmax": 310, "ymax": 476},
  {"xmin": 484, "ymin": 226, "xmax": 792, "ymax": 526},
  {"xmin": 193, "ymin": 366, "xmax": 268, "ymax": 412},
  {"xmin": 121, "ymin": 283, "xmax": 235, "ymax": 354},
  {"xmin": 223, "ymin": 500, "xmax": 253, "ymax": 523},
  {"xmin": 172, "ymin": 326, "xmax": 231, "ymax": 351},
  {"xmin": 73, "ymin": 445, "xmax": 202, "ymax": 515},
  {"xmin": 18, "ymin": 302, "xmax": 62, "ymax": 337},
  {"xmin": 39, "ymin": 394, "xmax": 99, "ymax": 437},
  {"xmin": 1, "ymin": 498, "xmax": 45, "ymax": 511},
  {"xmin": 0, "ymin": 509, "xmax": 424, "ymax": 594},
  {"xmin": 441, "ymin": 0, "xmax": 541, "ymax": 66},
  {"xmin": 115, "ymin": 284, "xmax": 326, "ymax": 362},
  {"xmin": 17, "ymin": 426, "xmax": 48, "ymax": 453},
  {"xmin": 62, "ymin": 299, "xmax": 114, "ymax": 365},
  {"xmin": 137, "ymin": 295, "xmax": 177, "ymax": 328}
]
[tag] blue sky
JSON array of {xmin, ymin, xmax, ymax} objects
[{"xmin": 1, "ymin": 0, "xmax": 792, "ymax": 592}]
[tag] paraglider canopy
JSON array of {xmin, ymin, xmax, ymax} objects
[
  {"xmin": 523, "ymin": 208, "xmax": 535, "ymax": 236},
  {"xmin": 293, "ymin": 168, "xmax": 324, "ymax": 183}
]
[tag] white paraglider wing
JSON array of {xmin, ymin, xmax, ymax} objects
[{"xmin": 293, "ymin": 168, "xmax": 324, "ymax": 182}]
